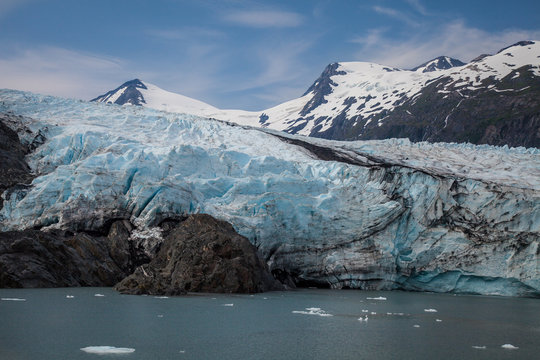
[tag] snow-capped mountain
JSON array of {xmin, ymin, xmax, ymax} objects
[
  {"xmin": 411, "ymin": 56, "xmax": 466, "ymax": 72},
  {"xmin": 93, "ymin": 40, "xmax": 540, "ymax": 147},
  {"xmin": 1, "ymin": 89, "xmax": 539, "ymax": 296}
]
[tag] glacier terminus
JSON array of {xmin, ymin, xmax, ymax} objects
[{"xmin": 0, "ymin": 89, "xmax": 539, "ymax": 297}]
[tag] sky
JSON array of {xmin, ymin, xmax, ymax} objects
[{"xmin": 1, "ymin": 0, "xmax": 539, "ymax": 110}]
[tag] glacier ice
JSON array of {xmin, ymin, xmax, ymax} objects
[{"xmin": 0, "ymin": 89, "xmax": 539, "ymax": 297}]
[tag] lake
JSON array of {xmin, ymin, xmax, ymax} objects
[{"xmin": 1, "ymin": 288, "xmax": 539, "ymax": 359}]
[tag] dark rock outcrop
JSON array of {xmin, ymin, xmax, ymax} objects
[
  {"xmin": 115, "ymin": 214, "xmax": 283, "ymax": 295},
  {"xmin": 0, "ymin": 116, "xmax": 34, "ymax": 210},
  {"xmin": 0, "ymin": 220, "xmax": 134, "ymax": 287},
  {"xmin": 91, "ymin": 79, "xmax": 147, "ymax": 105}
]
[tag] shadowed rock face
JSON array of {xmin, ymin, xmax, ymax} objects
[
  {"xmin": 0, "ymin": 117, "xmax": 33, "ymax": 210},
  {"xmin": 115, "ymin": 214, "xmax": 283, "ymax": 295},
  {"xmin": 0, "ymin": 221, "xmax": 134, "ymax": 288}
]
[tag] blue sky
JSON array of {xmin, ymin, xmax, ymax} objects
[{"xmin": 1, "ymin": 0, "xmax": 539, "ymax": 110}]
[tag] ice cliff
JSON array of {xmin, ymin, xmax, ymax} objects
[{"xmin": 1, "ymin": 89, "xmax": 539, "ymax": 297}]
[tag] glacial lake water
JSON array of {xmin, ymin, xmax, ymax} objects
[{"xmin": 1, "ymin": 288, "xmax": 539, "ymax": 360}]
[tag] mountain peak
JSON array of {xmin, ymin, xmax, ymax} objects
[
  {"xmin": 497, "ymin": 40, "xmax": 535, "ymax": 54},
  {"xmin": 91, "ymin": 79, "xmax": 147, "ymax": 105},
  {"xmin": 411, "ymin": 56, "xmax": 466, "ymax": 72}
]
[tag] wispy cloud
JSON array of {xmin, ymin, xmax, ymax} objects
[
  {"xmin": 223, "ymin": 9, "xmax": 303, "ymax": 28},
  {"xmin": 372, "ymin": 6, "xmax": 419, "ymax": 27},
  {"xmin": 350, "ymin": 28, "xmax": 388, "ymax": 47},
  {"xmin": 353, "ymin": 20, "xmax": 540, "ymax": 69},
  {"xmin": 0, "ymin": 0, "xmax": 32, "ymax": 18},
  {"xmin": 404, "ymin": 0, "xmax": 428, "ymax": 16},
  {"xmin": 0, "ymin": 46, "xmax": 131, "ymax": 100},
  {"xmin": 146, "ymin": 27, "xmax": 225, "ymax": 41}
]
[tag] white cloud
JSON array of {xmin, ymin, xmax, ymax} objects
[
  {"xmin": 0, "ymin": 46, "xmax": 131, "ymax": 100},
  {"xmin": 223, "ymin": 9, "xmax": 303, "ymax": 28},
  {"xmin": 372, "ymin": 6, "xmax": 419, "ymax": 27},
  {"xmin": 354, "ymin": 21, "xmax": 540, "ymax": 69}
]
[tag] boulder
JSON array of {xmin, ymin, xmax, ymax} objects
[{"xmin": 115, "ymin": 214, "xmax": 282, "ymax": 295}]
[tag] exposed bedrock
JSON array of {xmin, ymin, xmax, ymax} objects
[
  {"xmin": 115, "ymin": 214, "xmax": 283, "ymax": 295},
  {"xmin": 0, "ymin": 220, "xmax": 136, "ymax": 287},
  {"xmin": 0, "ymin": 116, "xmax": 35, "ymax": 210}
]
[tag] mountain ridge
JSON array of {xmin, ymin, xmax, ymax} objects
[{"xmin": 92, "ymin": 40, "xmax": 540, "ymax": 148}]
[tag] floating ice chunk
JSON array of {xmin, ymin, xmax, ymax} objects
[
  {"xmin": 80, "ymin": 346, "xmax": 135, "ymax": 354},
  {"xmin": 292, "ymin": 307, "xmax": 333, "ymax": 317},
  {"xmin": 263, "ymin": 297, "xmax": 268, "ymax": 300},
  {"xmin": 424, "ymin": 308, "xmax": 438, "ymax": 312},
  {"xmin": 366, "ymin": 296, "xmax": 387, "ymax": 300},
  {"xmin": 393, "ymin": 313, "xmax": 405, "ymax": 316},
  {"xmin": 387, "ymin": 312, "xmax": 392, "ymax": 315},
  {"xmin": 435, "ymin": 319, "xmax": 442, "ymax": 322},
  {"xmin": 179, "ymin": 350, "xmax": 186, "ymax": 353},
  {"xmin": 154, "ymin": 296, "xmax": 169, "ymax": 299},
  {"xmin": 1, "ymin": 298, "xmax": 26, "ymax": 301},
  {"xmin": 66, "ymin": 295, "xmax": 74, "ymax": 298},
  {"xmin": 501, "ymin": 344, "xmax": 519, "ymax": 350},
  {"xmin": 358, "ymin": 315, "xmax": 368, "ymax": 322},
  {"xmin": 370, "ymin": 312, "xmax": 377, "ymax": 315},
  {"xmin": 472, "ymin": 346, "xmax": 486, "ymax": 350},
  {"xmin": 413, "ymin": 324, "xmax": 420, "ymax": 328},
  {"xmin": 222, "ymin": 303, "xmax": 234, "ymax": 307},
  {"xmin": 361, "ymin": 309, "xmax": 369, "ymax": 313},
  {"xmin": 94, "ymin": 294, "xmax": 105, "ymax": 297},
  {"xmin": 157, "ymin": 315, "xmax": 164, "ymax": 318}
]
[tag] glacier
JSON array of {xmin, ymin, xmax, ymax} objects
[{"xmin": 0, "ymin": 89, "xmax": 539, "ymax": 297}]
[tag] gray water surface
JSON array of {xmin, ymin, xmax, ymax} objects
[{"xmin": 1, "ymin": 288, "xmax": 539, "ymax": 359}]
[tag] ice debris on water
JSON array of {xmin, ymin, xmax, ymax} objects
[
  {"xmin": 66, "ymin": 295, "xmax": 74, "ymax": 299},
  {"xmin": 1, "ymin": 298, "xmax": 26, "ymax": 301},
  {"xmin": 366, "ymin": 297, "xmax": 387, "ymax": 301},
  {"xmin": 154, "ymin": 296, "xmax": 169, "ymax": 299},
  {"xmin": 424, "ymin": 308, "xmax": 438, "ymax": 312},
  {"xmin": 80, "ymin": 346, "xmax": 135, "ymax": 354},
  {"xmin": 292, "ymin": 307, "xmax": 333, "ymax": 317},
  {"xmin": 501, "ymin": 344, "xmax": 519, "ymax": 349},
  {"xmin": 435, "ymin": 319, "xmax": 442, "ymax": 322},
  {"xmin": 472, "ymin": 346, "xmax": 486, "ymax": 350},
  {"xmin": 358, "ymin": 315, "xmax": 368, "ymax": 322},
  {"xmin": 222, "ymin": 303, "xmax": 234, "ymax": 307},
  {"xmin": 94, "ymin": 294, "xmax": 105, "ymax": 297},
  {"xmin": 413, "ymin": 325, "xmax": 420, "ymax": 328}
]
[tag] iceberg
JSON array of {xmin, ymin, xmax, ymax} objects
[
  {"xmin": 0, "ymin": 89, "xmax": 539, "ymax": 297},
  {"xmin": 80, "ymin": 346, "xmax": 135, "ymax": 354}
]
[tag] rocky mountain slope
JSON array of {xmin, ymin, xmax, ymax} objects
[
  {"xmin": 93, "ymin": 40, "xmax": 540, "ymax": 148},
  {"xmin": 1, "ymin": 89, "xmax": 539, "ymax": 296}
]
